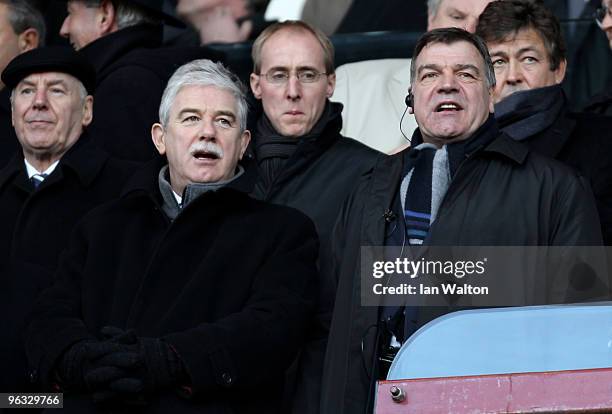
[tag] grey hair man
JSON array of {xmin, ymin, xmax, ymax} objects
[
  {"xmin": 151, "ymin": 59, "xmax": 251, "ymax": 198},
  {"xmin": 0, "ymin": 46, "xmax": 136, "ymax": 393},
  {"xmin": 58, "ymin": 0, "xmax": 186, "ymax": 162},
  {"xmin": 427, "ymin": 0, "xmax": 493, "ymax": 32},
  {"xmin": 25, "ymin": 58, "xmax": 318, "ymax": 413}
]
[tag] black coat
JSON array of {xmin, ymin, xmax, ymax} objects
[
  {"xmin": 25, "ymin": 160, "xmax": 319, "ymax": 413},
  {"xmin": 584, "ymin": 88, "xmax": 612, "ymax": 116},
  {"xmin": 80, "ymin": 24, "xmax": 167, "ymax": 162},
  {"xmin": 244, "ymin": 102, "xmax": 380, "ymax": 413},
  {"xmin": 0, "ymin": 88, "xmax": 19, "ymax": 168},
  {"xmin": 501, "ymin": 108, "xmax": 612, "ymax": 244},
  {"xmin": 0, "ymin": 135, "xmax": 136, "ymax": 391},
  {"xmin": 320, "ymin": 124, "xmax": 603, "ymax": 414}
]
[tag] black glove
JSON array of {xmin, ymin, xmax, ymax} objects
[
  {"xmin": 56, "ymin": 339, "xmax": 131, "ymax": 391},
  {"xmin": 85, "ymin": 327, "xmax": 186, "ymax": 404},
  {"xmin": 86, "ymin": 326, "xmax": 145, "ymax": 405},
  {"xmin": 137, "ymin": 337, "xmax": 186, "ymax": 391}
]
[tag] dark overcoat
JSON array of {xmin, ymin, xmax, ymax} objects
[
  {"xmin": 80, "ymin": 24, "xmax": 168, "ymax": 162},
  {"xmin": 320, "ymin": 126, "xmax": 604, "ymax": 414},
  {"xmin": 502, "ymin": 109, "xmax": 612, "ymax": 244},
  {"xmin": 25, "ymin": 160, "xmax": 319, "ymax": 413},
  {"xmin": 0, "ymin": 135, "xmax": 136, "ymax": 391},
  {"xmin": 0, "ymin": 88, "xmax": 19, "ymax": 168},
  {"xmin": 244, "ymin": 101, "xmax": 380, "ymax": 413}
]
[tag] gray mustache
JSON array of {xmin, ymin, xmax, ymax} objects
[{"xmin": 189, "ymin": 141, "xmax": 224, "ymax": 158}]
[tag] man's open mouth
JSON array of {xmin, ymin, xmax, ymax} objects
[
  {"xmin": 193, "ymin": 151, "xmax": 220, "ymax": 160},
  {"xmin": 435, "ymin": 102, "xmax": 463, "ymax": 112}
]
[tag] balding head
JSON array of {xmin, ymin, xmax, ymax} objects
[{"xmin": 427, "ymin": 0, "xmax": 493, "ymax": 33}]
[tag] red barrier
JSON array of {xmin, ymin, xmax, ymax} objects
[{"xmin": 376, "ymin": 367, "xmax": 612, "ymax": 413}]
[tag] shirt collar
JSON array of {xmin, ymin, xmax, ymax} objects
[{"xmin": 24, "ymin": 158, "xmax": 59, "ymax": 179}]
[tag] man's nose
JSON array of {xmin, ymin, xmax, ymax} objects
[
  {"xmin": 464, "ymin": 17, "xmax": 478, "ymax": 33},
  {"xmin": 199, "ymin": 118, "xmax": 216, "ymax": 140},
  {"xmin": 59, "ymin": 16, "xmax": 70, "ymax": 39},
  {"xmin": 285, "ymin": 74, "xmax": 301, "ymax": 100},
  {"xmin": 437, "ymin": 71, "xmax": 459, "ymax": 93},
  {"xmin": 505, "ymin": 60, "xmax": 524, "ymax": 85},
  {"xmin": 32, "ymin": 88, "xmax": 48, "ymax": 109}
]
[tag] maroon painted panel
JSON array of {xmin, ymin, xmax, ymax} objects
[{"xmin": 375, "ymin": 368, "xmax": 612, "ymax": 413}]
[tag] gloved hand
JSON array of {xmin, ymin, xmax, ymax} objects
[
  {"xmin": 85, "ymin": 326, "xmax": 186, "ymax": 404},
  {"xmin": 86, "ymin": 326, "xmax": 145, "ymax": 405},
  {"xmin": 56, "ymin": 338, "xmax": 133, "ymax": 391},
  {"xmin": 136, "ymin": 336, "xmax": 186, "ymax": 391}
]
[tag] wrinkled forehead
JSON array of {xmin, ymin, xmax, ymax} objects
[
  {"xmin": 170, "ymin": 84, "xmax": 238, "ymax": 115},
  {"xmin": 436, "ymin": 0, "xmax": 492, "ymax": 17},
  {"xmin": 416, "ymin": 40, "xmax": 484, "ymax": 69},
  {"xmin": 16, "ymin": 71, "xmax": 81, "ymax": 89},
  {"xmin": 260, "ymin": 28, "xmax": 326, "ymax": 70}
]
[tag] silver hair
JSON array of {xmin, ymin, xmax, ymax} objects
[
  {"xmin": 159, "ymin": 59, "xmax": 248, "ymax": 133},
  {"xmin": 2, "ymin": 0, "xmax": 46, "ymax": 46},
  {"xmin": 427, "ymin": 0, "xmax": 443, "ymax": 18},
  {"xmin": 79, "ymin": 0, "xmax": 160, "ymax": 29}
]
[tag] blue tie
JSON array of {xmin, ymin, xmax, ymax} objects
[{"xmin": 31, "ymin": 173, "xmax": 48, "ymax": 189}]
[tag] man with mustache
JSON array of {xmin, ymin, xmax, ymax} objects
[
  {"xmin": 25, "ymin": 59, "xmax": 318, "ymax": 413},
  {"xmin": 0, "ymin": 46, "xmax": 136, "ymax": 392},
  {"xmin": 321, "ymin": 28, "xmax": 603, "ymax": 414},
  {"xmin": 476, "ymin": 0, "xmax": 612, "ymax": 244}
]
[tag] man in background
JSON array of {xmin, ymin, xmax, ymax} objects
[
  {"xmin": 476, "ymin": 0, "xmax": 612, "ymax": 243},
  {"xmin": 0, "ymin": 0, "xmax": 45, "ymax": 167}
]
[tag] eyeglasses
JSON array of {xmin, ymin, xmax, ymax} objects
[
  {"xmin": 595, "ymin": 5, "xmax": 612, "ymax": 27},
  {"xmin": 259, "ymin": 69, "xmax": 328, "ymax": 85}
]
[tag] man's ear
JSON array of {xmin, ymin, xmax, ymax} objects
[
  {"xmin": 99, "ymin": 0, "xmax": 118, "ymax": 35},
  {"xmin": 151, "ymin": 123, "xmax": 167, "ymax": 155},
  {"xmin": 488, "ymin": 87, "xmax": 495, "ymax": 113},
  {"xmin": 554, "ymin": 58, "xmax": 567, "ymax": 84},
  {"xmin": 239, "ymin": 129, "xmax": 251, "ymax": 159},
  {"xmin": 250, "ymin": 73, "xmax": 262, "ymax": 99},
  {"xmin": 325, "ymin": 72, "xmax": 336, "ymax": 98},
  {"xmin": 82, "ymin": 95, "xmax": 94, "ymax": 126},
  {"xmin": 18, "ymin": 28, "xmax": 40, "ymax": 52}
]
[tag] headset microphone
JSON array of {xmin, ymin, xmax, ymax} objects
[
  {"xmin": 400, "ymin": 90, "xmax": 414, "ymax": 143},
  {"xmin": 405, "ymin": 92, "xmax": 413, "ymax": 108}
]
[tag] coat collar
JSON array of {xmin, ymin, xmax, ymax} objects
[
  {"xmin": 243, "ymin": 100, "xmax": 344, "ymax": 194},
  {"xmin": 408, "ymin": 115, "xmax": 528, "ymax": 166},
  {"xmin": 521, "ymin": 108, "xmax": 576, "ymax": 159},
  {"xmin": 79, "ymin": 24, "xmax": 163, "ymax": 80},
  {"xmin": 0, "ymin": 132, "xmax": 110, "ymax": 191},
  {"xmin": 121, "ymin": 156, "xmax": 253, "ymax": 203}
]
